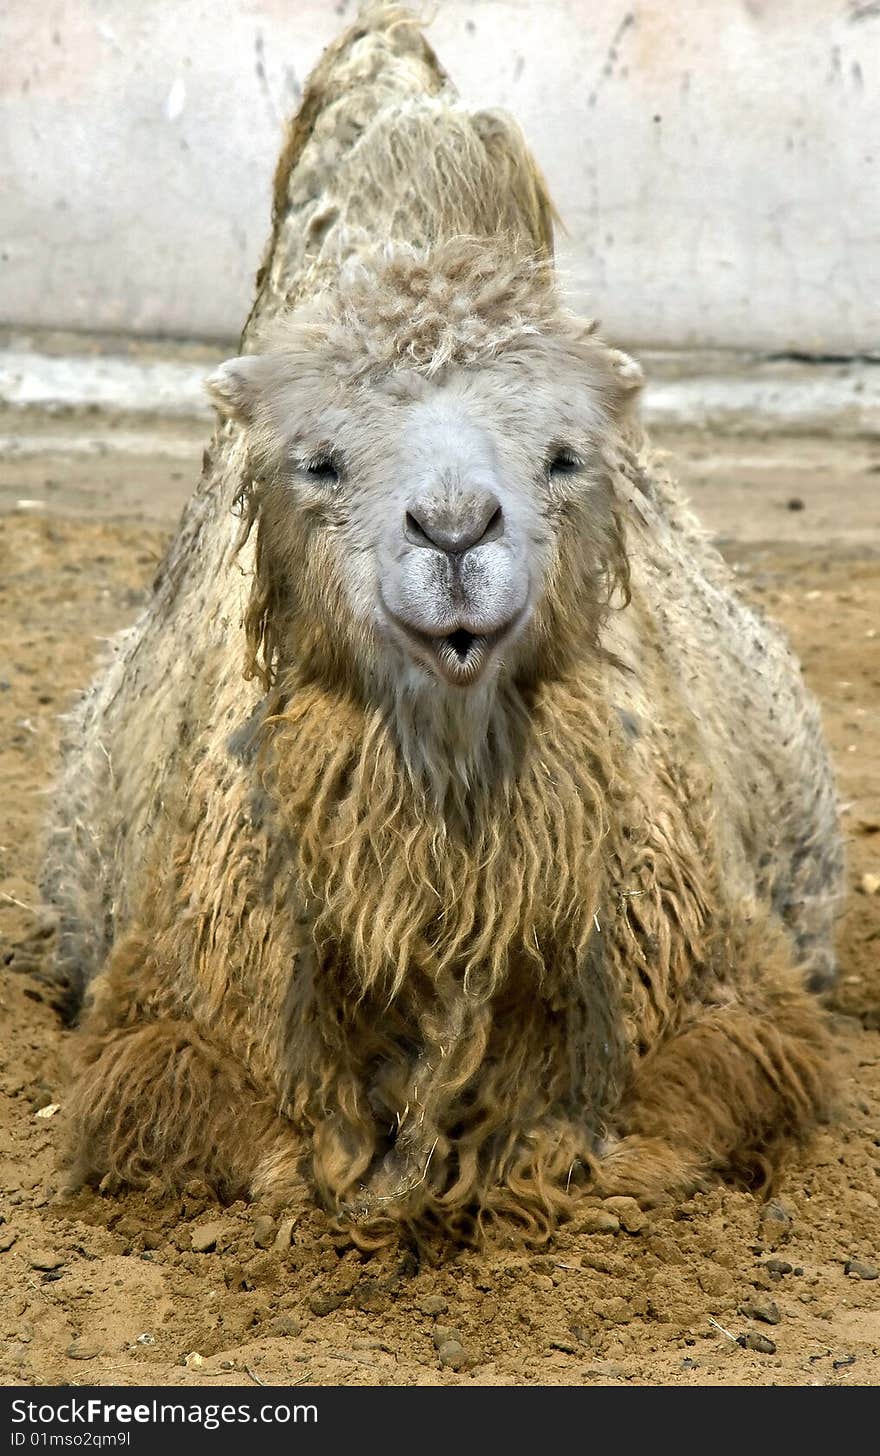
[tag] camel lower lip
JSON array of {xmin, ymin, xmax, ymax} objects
[{"xmin": 386, "ymin": 612, "xmax": 511, "ymax": 684}]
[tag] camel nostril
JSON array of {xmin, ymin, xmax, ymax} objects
[
  {"xmin": 404, "ymin": 510, "xmax": 434, "ymax": 547},
  {"xmin": 483, "ymin": 505, "xmax": 503, "ymax": 541}
]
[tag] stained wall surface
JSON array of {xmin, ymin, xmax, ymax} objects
[{"xmin": 2, "ymin": 1, "xmax": 877, "ymax": 350}]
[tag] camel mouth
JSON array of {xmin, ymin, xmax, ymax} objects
[
  {"xmin": 382, "ymin": 608, "xmax": 517, "ymax": 686},
  {"xmin": 433, "ymin": 628, "xmax": 491, "ymax": 684}
]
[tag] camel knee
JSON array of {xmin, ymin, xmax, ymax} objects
[
  {"xmin": 598, "ymin": 995, "xmax": 830, "ymax": 1202},
  {"xmin": 67, "ymin": 1019, "xmax": 281, "ymax": 1200}
]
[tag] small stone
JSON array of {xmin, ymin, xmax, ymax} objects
[
  {"xmin": 583, "ymin": 1360, "xmax": 627, "ymax": 1379},
  {"xmin": 742, "ymin": 1332, "xmax": 776, "ymax": 1355},
  {"xmin": 114, "ymin": 1216, "xmax": 143, "ymax": 1241},
  {"xmin": 66, "ymin": 1340, "xmax": 102, "ymax": 1361},
  {"xmin": 437, "ymin": 1339, "xmax": 469, "ymax": 1370},
  {"xmin": 352, "ymin": 1279, "xmax": 387, "ymax": 1314},
  {"xmin": 529, "ymin": 1256, "xmax": 554, "ymax": 1275},
  {"xmin": 34, "ymin": 1103, "xmax": 61, "ymax": 1120},
  {"xmin": 646, "ymin": 1235, "xmax": 687, "ymax": 1266},
  {"xmin": 698, "ymin": 1267, "xmax": 734, "ymax": 1297},
  {"xmin": 859, "ymin": 872, "xmax": 880, "ymax": 897},
  {"xmin": 786, "ymin": 497, "xmax": 804, "ymax": 511},
  {"xmin": 762, "ymin": 1200, "xmax": 791, "ymax": 1224},
  {"xmin": 308, "ymin": 1291, "xmax": 345, "ymax": 1317},
  {"xmin": 579, "ymin": 1209, "xmax": 620, "ymax": 1235},
  {"xmin": 845, "ymin": 1257, "xmax": 878, "ymax": 1280},
  {"xmin": 432, "ymin": 1326, "xmax": 464, "ymax": 1350},
  {"xmin": 183, "ymin": 1351, "xmax": 204, "ymax": 1368},
  {"xmin": 0, "ymin": 1230, "xmax": 16, "ymax": 1253},
  {"xmin": 765, "ymin": 1259, "xmax": 793, "ymax": 1277},
  {"xmin": 28, "ymin": 1250, "xmax": 64, "ymax": 1271},
  {"xmin": 759, "ymin": 1201, "xmax": 791, "ymax": 1238},
  {"xmin": 268, "ymin": 1314, "xmax": 304, "ymax": 1337},
  {"xmin": 602, "ymin": 1196, "xmax": 646, "ymax": 1234},
  {"xmin": 739, "ymin": 1298, "xmax": 781, "ymax": 1325},
  {"xmin": 190, "ymin": 1221, "xmax": 225, "ymax": 1253},
  {"xmin": 273, "ymin": 1218, "xmax": 296, "ymax": 1252},
  {"xmin": 549, "ymin": 1338, "xmax": 578, "ymax": 1355},
  {"xmin": 252, "ymin": 1215, "xmax": 275, "ymax": 1250},
  {"xmin": 594, "ymin": 1296, "xmax": 632, "ymax": 1325},
  {"xmin": 182, "ymin": 1178, "xmax": 212, "ymax": 1203},
  {"xmin": 420, "ymin": 1295, "xmax": 448, "ymax": 1316},
  {"xmin": 580, "ymin": 1247, "xmax": 617, "ymax": 1275},
  {"xmin": 136, "ymin": 1333, "xmax": 155, "ymax": 1345},
  {"xmin": 532, "ymin": 1273, "xmax": 554, "ymax": 1292}
]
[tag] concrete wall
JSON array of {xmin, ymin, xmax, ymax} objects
[{"xmin": 2, "ymin": 0, "xmax": 878, "ymax": 351}]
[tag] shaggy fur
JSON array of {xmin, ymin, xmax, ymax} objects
[{"xmin": 47, "ymin": 3, "xmax": 843, "ymax": 1246}]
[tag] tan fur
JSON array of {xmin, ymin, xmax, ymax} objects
[{"xmin": 48, "ymin": 3, "xmax": 843, "ymax": 1246}]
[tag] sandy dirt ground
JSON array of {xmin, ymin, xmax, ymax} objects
[{"xmin": 0, "ymin": 407, "xmax": 878, "ymax": 1387}]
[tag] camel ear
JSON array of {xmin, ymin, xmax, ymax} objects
[
  {"xmin": 602, "ymin": 348, "xmax": 644, "ymax": 427},
  {"xmin": 205, "ymin": 355, "xmax": 268, "ymax": 421},
  {"xmin": 606, "ymin": 349, "xmax": 644, "ymax": 394},
  {"xmin": 563, "ymin": 319, "xmax": 644, "ymax": 422}
]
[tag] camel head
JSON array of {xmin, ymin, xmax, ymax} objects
[{"xmin": 207, "ymin": 239, "xmax": 640, "ymax": 703}]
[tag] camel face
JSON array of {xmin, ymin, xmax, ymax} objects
[{"xmin": 207, "ymin": 244, "xmax": 623, "ymax": 701}]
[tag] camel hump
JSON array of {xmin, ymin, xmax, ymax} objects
[{"xmin": 244, "ymin": 3, "xmax": 558, "ymax": 342}]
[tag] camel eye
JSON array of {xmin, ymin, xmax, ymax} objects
[
  {"xmin": 302, "ymin": 453, "xmax": 339, "ymax": 484},
  {"xmin": 547, "ymin": 449, "xmax": 582, "ymax": 476}
]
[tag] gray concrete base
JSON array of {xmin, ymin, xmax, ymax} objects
[{"xmin": 0, "ymin": 336, "xmax": 877, "ymax": 438}]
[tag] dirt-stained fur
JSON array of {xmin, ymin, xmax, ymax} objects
[{"xmin": 46, "ymin": 4, "xmax": 843, "ymax": 1246}]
